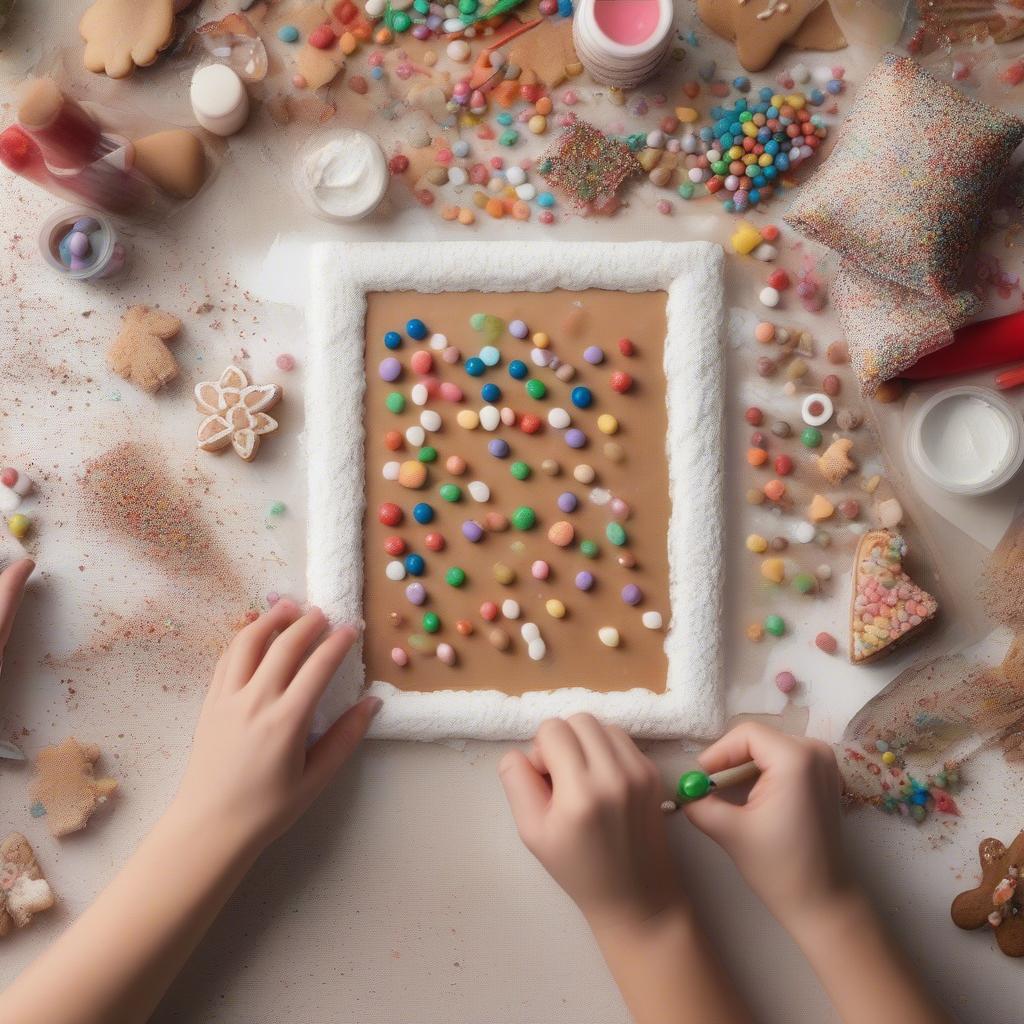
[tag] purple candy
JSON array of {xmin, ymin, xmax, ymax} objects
[
  {"xmin": 68, "ymin": 231, "xmax": 90, "ymax": 258},
  {"xmin": 565, "ymin": 428, "xmax": 587, "ymax": 449},
  {"xmin": 488, "ymin": 438, "xmax": 510, "ymax": 458},
  {"xmin": 622, "ymin": 584, "xmax": 643, "ymax": 606},
  {"xmin": 379, "ymin": 357, "xmax": 402, "ymax": 382},
  {"xmin": 575, "ymin": 571, "xmax": 594, "ymax": 591},
  {"xmin": 583, "ymin": 345, "xmax": 604, "ymax": 365},
  {"xmin": 509, "ymin": 319, "xmax": 529, "ymax": 338},
  {"xmin": 72, "ymin": 217, "xmax": 100, "ymax": 234},
  {"xmin": 557, "ymin": 491, "xmax": 577, "ymax": 513},
  {"xmin": 405, "ymin": 582, "xmax": 426, "ymax": 605},
  {"xmin": 462, "ymin": 520, "xmax": 484, "ymax": 542}
]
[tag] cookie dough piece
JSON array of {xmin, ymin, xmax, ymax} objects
[
  {"xmin": 130, "ymin": 130, "xmax": 207, "ymax": 200},
  {"xmin": 952, "ymin": 832, "xmax": 1024, "ymax": 957},
  {"xmin": 194, "ymin": 365, "xmax": 282, "ymax": 462},
  {"xmin": 79, "ymin": 0, "xmax": 180, "ymax": 78},
  {"xmin": 0, "ymin": 834, "xmax": 55, "ymax": 937},
  {"xmin": 697, "ymin": 0, "xmax": 846, "ymax": 72},
  {"xmin": 30, "ymin": 738, "xmax": 118, "ymax": 838},
  {"xmin": 107, "ymin": 305, "xmax": 182, "ymax": 393}
]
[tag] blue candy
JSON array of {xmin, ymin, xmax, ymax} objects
[
  {"xmin": 412, "ymin": 503, "xmax": 434, "ymax": 525},
  {"xmin": 406, "ymin": 318, "xmax": 427, "ymax": 340},
  {"xmin": 404, "ymin": 552, "xmax": 425, "ymax": 574},
  {"xmin": 465, "ymin": 357, "xmax": 486, "ymax": 377},
  {"xmin": 481, "ymin": 382, "xmax": 501, "ymax": 402},
  {"xmin": 508, "ymin": 360, "xmax": 528, "ymax": 379},
  {"xmin": 570, "ymin": 386, "xmax": 592, "ymax": 409},
  {"xmin": 384, "ymin": 331, "xmax": 402, "ymax": 349}
]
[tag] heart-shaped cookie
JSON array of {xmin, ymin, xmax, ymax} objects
[
  {"xmin": 952, "ymin": 832, "xmax": 1024, "ymax": 958},
  {"xmin": 849, "ymin": 529, "xmax": 937, "ymax": 663}
]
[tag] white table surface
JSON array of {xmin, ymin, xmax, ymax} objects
[{"xmin": 1, "ymin": 2, "xmax": 1023, "ymax": 1020}]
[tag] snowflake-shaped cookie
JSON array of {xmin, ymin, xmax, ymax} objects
[{"xmin": 194, "ymin": 365, "xmax": 282, "ymax": 462}]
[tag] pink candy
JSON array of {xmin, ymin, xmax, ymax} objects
[
  {"xmin": 532, "ymin": 560, "xmax": 549, "ymax": 580},
  {"xmin": 391, "ymin": 647, "xmax": 408, "ymax": 667}
]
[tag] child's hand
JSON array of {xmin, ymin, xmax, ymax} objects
[
  {"xmin": 499, "ymin": 714, "xmax": 684, "ymax": 931},
  {"xmin": 173, "ymin": 600, "xmax": 380, "ymax": 855},
  {"xmin": 683, "ymin": 723, "xmax": 848, "ymax": 931},
  {"xmin": 0, "ymin": 558, "xmax": 34, "ymax": 668}
]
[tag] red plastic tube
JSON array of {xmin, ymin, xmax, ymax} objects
[{"xmin": 905, "ymin": 309, "xmax": 1024, "ymax": 380}]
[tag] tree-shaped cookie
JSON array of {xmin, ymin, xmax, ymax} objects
[
  {"xmin": 29, "ymin": 738, "xmax": 118, "ymax": 838},
  {"xmin": 79, "ymin": 0, "xmax": 179, "ymax": 79},
  {"xmin": 107, "ymin": 305, "xmax": 182, "ymax": 393},
  {"xmin": 850, "ymin": 530, "xmax": 938, "ymax": 663},
  {"xmin": 952, "ymin": 832, "xmax": 1024, "ymax": 957},
  {"xmin": 0, "ymin": 833, "xmax": 54, "ymax": 937}
]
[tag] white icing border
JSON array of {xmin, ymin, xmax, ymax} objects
[{"xmin": 307, "ymin": 242, "xmax": 725, "ymax": 740}]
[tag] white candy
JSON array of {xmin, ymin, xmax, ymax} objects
[
  {"xmin": 590, "ymin": 487, "xmax": 611, "ymax": 506},
  {"xmin": 500, "ymin": 406, "xmax": 516, "ymax": 426},
  {"xmin": 790, "ymin": 62, "xmax": 810, "ymax": 83},
  {"xmin": 801, "ymin": 393, "xmax": 834, "ymax": 427},
  {"xmin": 759, "ymin": 286, "xmax": 780, "ymax": 308},
  {"xmin": 365, "ymin": 0, "xmax": 386, "ymax": 15},
  {"xmin": 468, "ymin": 480, "xmax": 490, "ymax": 502},
  {"xmin": 573, "ymin": 464, "xmax": 595, "ymax": 484},
  {"xmin": 687, "ymin": 167, "xmax": 705, "ymax": 183},
  {"xmin": 527, "ymin": 639, "xmax": 546, "ymax": 661},
  {"xmin": 706, "ymin": 149, "xmax": 721, "ymax": 163},
  {"xmin": 480, "ymin": 405, "xmax": 500, "ymax": 431},
  {"xmin": 502, "ymin": 598, "xmax": 520, "ymax": 619},
  {"xmin": 8, "ymin": 472, "xmax": 31, "ymax": 497},
  {"xmin": 436, "ymin": 642, "xmax": 456, "ymax": 665},
  {"xmin": 646, "ymin": 129, "xmax": 666, "ymax": 149},
  {"xmin": 382, "ymin": 461, "xmax": 400, "ymax": 481},
  {"xmin": 598, "ymin": 626, "xmax": 620, "ymax": 648},
  {"xmin": 548, "ymin": 408, "xmax": 570, "ymax": 429},
  {"xmin": 642, "ymin": 611, "xmax": 663, "ymax": 630},
  {"xmin": 816, "ymin": 564, "xmax": 832, "ymax": 581},
  {"xmin": 446, "ymin": 39, "xmax": 470, "ymax": 61},
  {"xmin": 751, "ymin": 242, "xmax": 777, "ymax": 262},
  {"xmin": 385, "ymin": 560, "xmax": 406, "ymax": 581},
  {"xmin": 520, "ymin": 621, "xmax": 540, "ymax": 642},
  {"xmin": 0, "ymin": 486, "xmax": 19, "ymax": 514},
  {"xmin": 405, "ymin": 425, "xmax": 426, "ymax": 447},
  {"xmin": 793, "ymin": 522, "xmax": 817, "ymax": 544},
  {"xmin": 420, "ymin": 410, "xmax": 442, "ymax": 432},
  {"xmin": 531, "ymin": 348, "xmax": 550, "ymax": 367},
  {"xmin": 429, "ymin": 332, "xmax": 448, "ymax": 350},
  {"xmin": 448, "ymin": 166, "xmax": 468, "ymax": 186},
  {"xmin": 681, "ymin": 132, "xmax": 698, "ymax": 153},
  {"xmin": 515, "ymin": 183, "xmax": 536, "ymax": 201},
  {"xmin": 487, "ymin": 176, "xmax": 504, "ymax": 194},
  {"xmin": 411, "ymin": 382, "xmax": 429, "ymax": 406},
  {"xmin": 506, "ymin": 166, "xmax": 526, "ymax": 186}
]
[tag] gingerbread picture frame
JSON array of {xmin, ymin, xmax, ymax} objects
[{"xmin": 306, "ymin": 241, "xmax": 726, "ymax": 740}]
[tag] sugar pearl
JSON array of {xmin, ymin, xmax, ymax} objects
[
  {"xmin": 386, "ymin": 560, "xmax": 406, "ymax": 581},
  {"xmin": 759, "ymin": 286, "xmax": 780, "ymax": 308},
  {"xmin": 480, "ymin": 406, "xmax": 500, "ymax": 430},
  {"xmin": 405, "ymin": 425, "xmax": 426, "ymax": 447},
  {"xmin": 468, "ymin": 480, "xmax": 490, "ymax": 502},
  {"xmin": 420, "ymin": 409, "xmax": 442, "ymax": 432},
  {"xmin": 411, "ymin": 383, "xmax": 429, "ymax": 406},
  {"xmin": 382, "ymin": 461, "xmax": 400, "ymax": 480},
  {"xmin": 598, "ymin": 626, "xmax": 620, "ymax": 648},
  {"xmin": 502, "ymin": 598, "xmax": 521, "ymax": 619},
  {"xmin": 573, "ymin": 464, "xmax": 595, "ymax": 484},
  {"xmin": 548, "ymin": 407, "xmax": 571, "ymax": 429},
  {"xmin": 642, "ymin": 611, "xmax": 663, "ymax": 630}
]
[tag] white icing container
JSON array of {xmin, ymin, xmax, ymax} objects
[
  {"xmin": 906, "ymin": 385, "xmax": 1024, "ymax": 496},
  {"xmin": 573, "ymin": 0, "xmax": 674, "ymax": 89},
  {"xmin": 190, "ymin": 63, "xmax": 250, "ymax": 137},
  {"xmin": 295, "ymin": 129, "xmax": 389, "ymax": 223}
]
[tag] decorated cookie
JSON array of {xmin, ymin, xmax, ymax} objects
[
  {"xmin": 817, "ymin": 437, "xmax": 855, "ymax": 485},
  {"xmin": 194, "ymin": 365, "xmax": 282, "ymax": 462},
  {"xmin": 951, "ymin": 832, "xmax": 1024, "ymax": 957},
  {"xmin": 29, "ymin": 738, "xmax": 118, "ymax": 838},
  {"xmin": 79, "ymin": 0, "xmax": 184, "ymax": 78},
  {"xmin": 131, "ymin": 130, "xmax": 207, "ymax": 200},
  {"xmin": 697, "ymin": 0, "xmax": 846, "ymax": 72},
  {"xmin": 107, "ymin": 305, "xmax": 181, "ymax": 393},
  {"xmin": 0, "ymin": 833, "xmax": 54, "ymax": 937},
  {"xmin": 850, "ymin": 530, "xmax": 937, "ymax": 663}
]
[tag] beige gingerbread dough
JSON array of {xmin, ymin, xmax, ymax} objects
[
  {"xmin": 79, "ymin": 0, "xmax": 184, "ymax": 78},
  {"xmin": 0, "ymin": 833, "xmax": 55, "ymax": 937},
  {"xmin": 30, "ymin": 738, "xmax": 118, "ymax": 838},
  {"xmin": 107, "ymin": 305, "xmax": 182, "ymax": 393},
  {"xmin": 697, "ymin": 0, "xmax": 847, "ymax": 72},
  {"xmin": 131, "ymin": 130, "xmax": 207, "ymax": 200}
]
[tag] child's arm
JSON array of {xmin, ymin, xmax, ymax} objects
[
  {"xmin": 499, "ymin": 714, "xmax": 754, "ymax": 1024},
  {"xmin": 0, "ymin": 600, "xmax": 379, "ymax": 1024},
  {"xmin": 684, "ymin": 723, "xmax": 951, "ymax": 1024},
  {"xmin": 0, "ymin": 558, "xmax": 34, "ymax": 668}
]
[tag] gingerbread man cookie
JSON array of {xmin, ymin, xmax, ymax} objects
[
  {"xmin": 952, "ymin": 832, "xmax": 1024, "ymax": 957},
  {"xmin": 107, "ymin": 305, "xmax": 182, "ymax": 393},
  {"xmin": 0, "ymin": 833, "xmax": 54, "ymax": 937},
  {"xmin": 194, "ymin": 365, "xmax": 282, "ymax": 462},
  {"xmin": 29, "ymin": 737, "xmax": 118, "ymax": 838}
]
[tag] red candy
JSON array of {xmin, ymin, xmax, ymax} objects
[
  {"xmin": 609, "ymin": 370, "xmax": 632, "ymax": 394},
  {"xmin": 815, "ymin": 631, "xmax": 838, "ymax": 654},
  {"xmin": 767, "ymin": 269, "xmax": 791, "ymax": 290},
  {"xmin": 384, "ymin": 535, "xmax": 406, "ymax": 556},
  {"xmin": 388, "ymin": 154, "xmax": 409, "ymax": 175},
  {"xmin": 520, "ymin": 413, "xmax": 542, "ymax": 434},
  {"xmin": 761, "ymin": 224, "xmax": 780, "ymax": 242},
  {"xmin": 410, "ymin": 350, "xmax": 433, "ymax": 375},
  {"xmin": 456, "ymin": 619, "xmax": 473, "ymax": 636},
  {"xmin": 0, "ymin": 467, "xmax": 16, "ymax": 487},
  {"xmin": 480, "ymin": 600, "xmax": 498, "ymax": 621},
  {"xmin": 745, "ymin": 406, "xmax": 763, "ymax": 426},
  {"xmin": 424, "ymin": 532, "xmax": 445, "ymax": 551},
  {"xmin": 379, "ymin": 502, "xmax": 402, "ymax": 526},
  {"xmin": 385, "ymin": 430, "xmax": 403, "ymax": 451},
  {"xmin": 617, "ymin": 337, "xmax": 635, "ymax": 357},
  {"xmin": 774, "ymin": 454, "xmax": 793, "ymax": 476},
  {"xmin": 309, "ymin": 23, "xmax": 337, "ymax": 48}
]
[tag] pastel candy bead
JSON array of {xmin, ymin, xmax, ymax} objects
[
  {"xmin": 437, "ymin": 643, "xmax": 456, "ymax": 665},
  {"xmin": 532, "ymin": 559, "xmax": 550, "ymax": 580},
  {"xmin": 565, "ymin": 429, "xmax": 586, "ymax": 449},
  {"xmin": 380, "ymin": 358, "xmax": 402, "ymax": 381},
  {"xmin": 68, "ymin": 231, "xmax": 90, "ymax": 258},
  {"xmin": 457, "ymin": 409, "xmax": 480, "ymax": 429},
  {"xmin": 468, "ymin": 480, "xmax": 490, "ymax": 502},
  {"xmin": 548, "ymin": 407, "xmax": 571, "ymax": 429},
  {"xmin": 411, "ymin": 383, "xmax": 429, "ymax": 406},
  {"xmin": 545, "ymin": 599, "xmax": 565, "ymax": 618},
  {"xmin": 398, "ymin": 460, "xmax": 427, "ymax": 488},
  {"xmin": 386, "ymin": 560, "xmax": 406, "ymax": 581},
  {"xmin": 642, "ymin": 611, "xmax": 663, "ymax": 630},
  {"xmin": 548, "ymin": 521, "xmax": 574, "ymax": 546},
  {"xmin": 622, "ymin": 584, "xmax": 643, "ymax": 605},
  {"xmin": 509, "ymin": 319, "xmax": 529, "ymax": 338},
  {"xmin": 575, "ymin": 571, "xmax": 594, "ymax": 591},
  {"xmin": 502, "ymin": 598, "xmax": 520, "ymax": 619},
  {"xmin": 462, "ymin": 520, "xmax": 484, "ymax": 542},
  {"xmin": 583, "ymin": 345, "xmax": 604, "ymax": 364},
  {"xmin": 598, "ymin": 626, "xmax": 620, "ymax": 648},
  {"xmin": 488, "ymin": 439, "xmax": 510, "ymax": 458},
  {"xmin": 557, "ymin": 492, "xmax": 577, "ymax": 513},
  {"xmin": 405, "ymin": 582, "xmax": 426, "ymax": 604},
  {"xmin": 420, "ymin": 409, "xmax": 442, "ymax": 432},
  {"xmin": 480, "ymin": 406, "xmax": 500, "ymax": 431}
]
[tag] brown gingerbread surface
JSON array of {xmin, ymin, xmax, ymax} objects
[
  {"xmin": 362, "ymin": 289, "xmax": 672, "ymax": 696},
  {"xmin": 952, "ymin": 832, "xmax": 1024, "ymax": 957}
]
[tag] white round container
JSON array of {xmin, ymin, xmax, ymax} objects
[
  {"xmin": 294, "ymin": 128, "xmax": 389, "ymax": 223},
  {"xmin": 906, "ymin": 385, "xmax": 1024, "ymax": 496},
  {"xmin": 573, "ymin": 0, "xmax": 674, "ymax": 89},
  {"xmin": 190, "ymin": 63, "xmax": 250, "ymax": 137}
]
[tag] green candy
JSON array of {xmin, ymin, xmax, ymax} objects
[
  {"xmin": 605, "ymin": 522, "xmax": 627, "ymax": 546},
  {"xmin": 763, "ymin": 614, "xmax": 786, "ymax": 637},
  {"xmin": 510, "ymin": 461, "xmax": 530, "ymax": 480},
  {"xmin": 413, "ymin": 0, "xmax": 430, "ymax": 10},
  {"xmin": 439, "ymin": 483, "xmax": 462, "ymax": 503},
  {"xmin": 800, "ymin": 427, "xmax": 823, "ymax": 448},
  {"xmin": 525, "ymin": 378, "xmax": 546, "ymax": 400},
  {"xmin": 676, "ymin": 770, "xmax": 711, "ymax": 802},
  {"xmin": 423, "ymin": 612, "xmax": 440, "ymax": 633},
  {"xmin": 268, "ymin": 501, "xmax": 286, "ymax": 517},
  {"xmin": 385, "ymin": 392, "xmax": 405, "ymax": 414},
  {"xmin": 579, "ymin": 539, "xmax": 599, "ymax": 559},
  {"xmin": 418, "ymin": 446, "xmax": 437, "ymax": 463},
  {"xmin": 459, "ymin": 0, "xmax": 478, "ymax": 11},
  {"xmin": 390, "ymin": 9, "xmax": 411, "ymax": 31},
  {"xmin": 445, "ymin": 567, "xmax": 466, "ymax": 588},
  {"xmin": 511, "ymin": 506, "xmax": 535, "ymax": 530},
  {"xmin": 678, "ymin": 182, "xmax": 695, "ymax": 200},
  {"xmin": 499, "ymin": 129, "xmax": 520, "ymax": 147},
  {"xmin": 792, "ymin": 573, "xmax": 816, "ymax": 595}
]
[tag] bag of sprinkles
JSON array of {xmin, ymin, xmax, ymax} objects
[{"xmin": 833, "ymin": 263, "xmax": 979, "ymax": 396}]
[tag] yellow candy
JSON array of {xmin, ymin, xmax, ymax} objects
[
  {"xmin": 728, "ymin": 145, "xmax": 743, "ymax": 160},
  {"xmin": 597, "ymin": 414, "xmax": 618, "ymax": 435},
  {"xmin": 746, "ymin": 623, "xmax": 764, "ymax": 642},
  {"xmin": 758, "ymin": 153, "xmax": 774, "ymax": 167},
  {"xmin": 7, "ymin": 514, "xmax": 29, "ymax": 539},
  {"xmin": 546, "ymin": 599, "xmax": 566, "ymax": 619},
  {"xmin": 745, "ymin": 534, "xmax": 768, "ymax": 553},
  {"xmin": 528, "ymin": 114, "xmax": 547, "ymax": 134},
  {"xmin": 675, "ymin": 106, "xmax": 699, "ymax": 123},
  {"xmin": 787, "ymin": 93, "xmax": 806, "ymax": 110},
  {"xmin": 493, "ymin": 563, "xmax": 515, "ymax": 585},
  {"xmin": 809, "ymin": 494, "xmax": 835, "ymax": 521},
  {"xmin": 881, "ymin": 750, "xmax": 896, "ymax": 765},
  {"xmin": 761, "ymin": 558, "xmax": 785, "ymax": 584},
  {"xmin": 532, "ymin": 332, "xmax": 549, "ymax": 348},
  {"xmin": 741, "ymin": 121, "xmax": 758, "ymax": 138},
  {"xmin": 730, "ymin": 221, "xmax": 763, "ymax": 256},
  {"xmin": 456, "ymin": 409, "xmax": 480, "ymax": 429},
  {"xmin": 770, "ymin": 93, "xmax": 785, "ymax": 107}
]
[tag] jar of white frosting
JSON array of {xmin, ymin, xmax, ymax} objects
[{"xmin": 294, "ymin": 128, "xmax": 389, "ymax": 223}]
